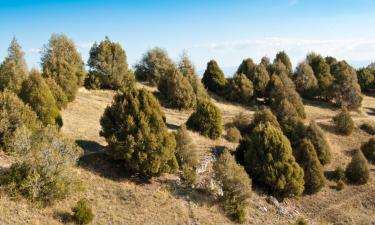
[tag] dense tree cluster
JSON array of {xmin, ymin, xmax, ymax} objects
[{"xmin": 224, "ymin": 73, "xmax": 254, "ymax": 104}]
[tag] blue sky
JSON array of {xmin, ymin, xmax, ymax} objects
[{"xmin": 1, "ymin": 0, "xmax": 375, "ymax": 75}]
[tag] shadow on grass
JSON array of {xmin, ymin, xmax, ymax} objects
[
  {"xmin": 53, "ymin": 210, "xmax": 73, "ymax": 224},
  {"xmin": 364, "ymin": 107, "xmax": 375, "ymax": 116},
  {"xmin": 166, "ymin": 123, "xmax": 180, "ymax": 131},
  {"xmin": 302, "ymin": 98, "xmax": 337, "ymax": 111},
  {"xmin": 76, "ymin": 140, "xmax": 105, "ymax": 155},
  {"xmin": 318, "ymin": 122, "xmax": 339, "ymax": 135}
]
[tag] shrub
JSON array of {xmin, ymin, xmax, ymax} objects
[
  {"xmin": 0, "ymin": 90, "xmax": 40, "ymax": 152},
  {"xmin": 0, "ymin": 37, "xmax": 28, "ymax": 93},
  {"xmin": 85, "ymin": 37, "xmax": 134, "ymax": 90},
  {"xmin": 174, "ymin": 125, "xmax": 199, "ymax": 185},
  {"xmin": 158, "ymin": 68, "xmax": 196, "ymax": 109},
  {"xmin": 72, "ymin": 198, "xmax": 94, "ymax": 225},
  {"xmin": 228, "ymin": 112, "xmax": 252, "ymax": 134},
  {"xmin": 19, "ymin": 70, "xmax": 62, "ymax": 127},
  {"xmin": 333, "ymin": 166, "xmax": 346, "ymax": 190},
  {"xmin": 294, "ymin": 139, "xmax": 326, "ymax": 194},
  {"xmin": 100, "ymin": 88, "xmax": 178, "ymax": 177},
  {"xmin": 246, "ymin": 108, "xmax": 280, "ymax": 134},
  {"xmin": 360, "ymin": 122, "xmax": 375, "ymax": 135},
  {"xmin": 293, "ymin": 62, "xmax": 318, "ymax": 98},
  {"xmin": 357, "ymin": 68, "xmax": 374, "ymax": 92},
  {"xmin": 305, "ymin": 121, "xmax": 331, "ymax": 165},
  {"xmin": 45, "ymin": 77, "xmax": 68, "ymax": 109},
  {"xmin": 345, "ymin": 149, "xmax": 370, "ymax": 184},
  {"xmin": 237, "ymin": 122, "xmax": 304, "ymax": 197},
  {"xmin": 294, "ymin": 218, "xmax": 308, "ymax": 225},
  {"xmin": 41, "ymin": 34, "xmax": 86, "ymax": 102},
  {"xmin": 1, "ymin": 126, "xmax": 83, "ymax": 203},
  {"xmin": 186, "ymin": 100, "xmax": 222, "ymax": 139},
  {"xmin": 252, "ymin": 64, "xmax": 270, "ymax": 97},
  {"xmin": 361, "ymin": 137, "xmax": 375, "ymax": 163},
  {"xmin": 134, "ymin": 47, "xmax": 176, "ymax": 85},
  {"xmin": 213, "ymin": 149, "xmax": 252, "ymax": 223},
  {"xmin": 225, "ymin": 73, "xmax": 254, "ymax": 105},
  {"xmin": 202, "ymin": 60, "xmax": 227, "ymax": 93},
  {"xmin": 226, "ymin": 127, "xmax": 241, "ymax": 143},
  {"xmin": 237, "ymin": 58, "xmax": 255, "ymax": 81},
  {"xmin": 333, "ymin": 108, "xmax": 354, "ymax": 135}
]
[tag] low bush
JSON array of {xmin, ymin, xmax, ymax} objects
[
  {"xmin": 360, "ymin": 122, "xmax": 375, "ymax": 135},
  {"xmin": 72, "ymin": 198, "xmax": 94, "ymax": 225},
  {"xmin": 226, "ymin": 127, "xmax": 241, "ymax": 143},
  {"xmin": 333, "ymin": 108, "xmax": 354, "ymax": 135},
  {"xmin": 305, "ymin": 121, "xmax": 331, "ymax": 165},
  {"xmin": 361, "ymin": 137, "xmax": 375, "ymax": 163},
  {"xmin": 227, "ymin": 112, "xmax": 252, "ymax": 134},
  {"xmin": 345, "ymin": 150, "xmax": 370, "ymax": 184}
]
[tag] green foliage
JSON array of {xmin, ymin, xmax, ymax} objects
[
  {"xmin": 226, "ymin": 127, "xmax": 241, "ymax": 143},
  {"xmin": 174, "ymin": 125, "xmax": 199, "ymax": 185},
  {"xmin": 1, "ymin": 126, "xmax": 83, "ymax": 203},
  {"xmin": 158, "ymin": 68, "xmax": 196, "ymax": 109},
  {"xmin": 45, "ymin": 77, "xmax": 68, "ymax": 109},
  {"xmin": 360, "ymin": 122, "xmax": 375, "ymax": 135},
  {"xmin": 293, "ymin": 62, "xmax": 318, "ymax": 98},
  {"xmin": 330, "ymin": 61, "xmax": 362, "ymax": 110},
  {"xmin": 225, "ymin": 73, "xmax": 254, "ymax": 105},
  {"xmin": 0, "ymin": 37, "xmax": 28, "ymax": 93},
  {"xmin": 305, "ymin": 121, "xmax": 331, "ymax": 165},
  {"xmin": 345, "ymin": 149, "xmax": 370, "ymax": 184},
  {"xmin": 237, "ymin": 122, "xmax": 304, "ymax": 197},
  {"xmin": 134, "ymin": 47, "xmax": 176, "ymax": 85},
  {"xmin": 186, "ymin": 100, "xmax": 222, "ymax": 139},
  {"xmin": 294, "ymin": 139, "xmax": 326, "ymax": 194},
  {"xmin": 361, "ymin": 137, "xmax": 375, "ymax": 163},
  {"xmin": 19, "ymin": 70, "xmax": 62, "ymax": 127},
  {"xmin": 202, "ymin": 60, "xmax": 227, "ymax": 93},
  {"xmin": 213, "ymin": 149, "xmax": 252, "ymax": 223},
  {"xmin": 41, "ymin": 34, "xmax": 86, "ymax": 102},
  {"xmin": 253, "ymin": 64, "xmax": 270, "ymax": 97},
  {"xmin": 333, "ymin": 166, "xmax": 346, "ymax": 190},
  {"xmin": 357, "ymin": 68, "xmax": 374, "ymax": 92},
  {"xmin": 100, "ymin": 87, "xmax": 178, "ymax": 177},
  {"xmin": 307, "ymin": 53, "xmax": 334, "ymax": 100},
  {"xmin": 228, "ymin": 112, "xmax": 252, "ymax": 134},
  {"xmin": 237, "ymin": 58, "xmax": 255, "ymax": 81},
  {"xmin": 333, "ymin": 108, "xmax": 354, "ymax": 135},
  {"xmin": 85, "ymin": 37, "xmax": 134, "ymax": 90},
  {"xmin": 0, "ymin": 90, "xmax": 40, "ymax": 152},
  {"xmin": 247, "ymin": 108, "xmax": 280, "ymax": 134},
  {"xmin": 274, "ymin": 51, "xmax": 293, "ymax": 76},
  {"xmin": 72, "ymin": 198, "xmax": 94, "ymax": 225},
  {"xmin": 293, "ymin": 218, "xmax": 308, "ymax": 225}
]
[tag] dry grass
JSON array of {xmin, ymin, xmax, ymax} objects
[{"xmin": 0, "ymin": 85, "xmax": 375, "ymax": 224}]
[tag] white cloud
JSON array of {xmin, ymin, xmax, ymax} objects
[
  {"xmin": 77, "ymin": 41, "xmax": 94, "ymax": 49},
  {"xmin": 28, "ymin": 48, "xmax": 42, "ymax": 54}
]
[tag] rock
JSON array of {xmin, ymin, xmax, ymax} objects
[
  {"xmin": 267, "ymin": 196, "xmax": 280, "ymax": 207},
  {"xmin": 196, "ymin": 155, "xmax": 214, "ymax": 174}
]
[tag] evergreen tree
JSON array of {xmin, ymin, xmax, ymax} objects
[
  {"xmin": 202, "ymin": 60, "xmax": 227, "ymax": 93},
  {"xmin": 361, "ymin": 137, "xmax": 375, "ymax": 163},
  {"xmin": 330, "ymin": 61, "xmax": 362, "ymax": 110},
  {"xmin": 158, "ymin": 68, "xmax": 196, "ymax": 109},
  {"xmin": 100, "ymin": 88, "xmax": 178, "ymax": 177},
  {"xmin": 248, "ymin": 108, "xmax": 280, "ymax": 132},
  {"xmin": 345, "ymin": 149, "xmax": 370, "ymax": 184},
  {"xmin": 134, "ymin": 47, "xmax": 176, "ymax": 85},
  {"xmin": 225, "ymin": 73, "xmax": 254, "ymax": 105},
  {"xmin": 20, "ymin": 70, "xmax": 62, "ymax": 127},
  {"xmin": 186, "ymin": 100, "xmax": 222, "ymax": 139},
  {"xmin": 85, "ymin": 37, "xmax": 134, "ymax": 90},
  {"xmin": 357, "ymin": 68, "xmax": 374, "ymax": 92},
  {"xmin": 274, "ymin": 51, "xmax": 293, "ymax": 77},
  {"xmin": 237, "ymin": 58, "xmax": 255, "ymax": 81},
  {"xmin": 253, "ymin": 64, "xmax": 270, "ymax": 97},
  {"xmin": 307, "ymin": 53, "xmax": 334, "ymax": 100},
  {"xmin": 293, "ymin": 62, "xmax": 318, "ymax": 98},
  {"xmin": 333, "ymin": 108, "xmax": 354, "ymax": 135},
  {"xmin": 237, "ymin": 122, "xmax": 304, "ymax": 197},
  {"xmin": 44, "ymin": 77, "xmax": 68, "ymax": 109},
  {"xmin": 0, "ymin": 37, "xmax": 28, "ymax": 93},
  {"xmin": 41, "ymin": 34, "xmax": 86, "ymax": 101},
  {"xmin": 305, "ymin": 121, "xmax": 331, "ymax": 165},
  {"xmin": 295, "ymin": 139, "xmax": 326, "ymax": 194}
]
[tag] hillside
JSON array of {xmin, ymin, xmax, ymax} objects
[{"xmin": 1, "ymin": 83, "xmax": 375, "ymax": 225}]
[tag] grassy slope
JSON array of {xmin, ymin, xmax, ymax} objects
[{"xmin": 0, "ymin": 85, "xmax": 374, "ymax": 225}]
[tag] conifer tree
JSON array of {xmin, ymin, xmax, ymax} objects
[
  {"xmin": 41, "ymin": 34, "xmax": 86, "ymax": 101},
  {"xmin": 225, "ymin": 73, "xmax": 254, "ymax": 105},
  {"xmin": 0, "ymin": 37, "xmax": 28, "ymax": 93},
  {"xmin": 45, "ymin": 77, "xmax": 68, "ymax": 109},
  {"xmin": 345, "ymin": 149, "xmax": 370, "ymax": 184},
  {"xmin": 85, "ymin": 37, "xmax": 134, "ymax": 89},
  {"xmin": 357, "ymin": 68, "xmax": 374, "ymax": 92},
  {"xmin": 307, "ymin": 53, "xmax": 334, "ymax": 100},
  {"xmin": 274, "ymin": 51, "xmax": 293, "ymax": 77},
  {"xmin": 202, "ymin": 60, "xmax": 227, "ymax": 93},
  {"xmin": 237, "ymin": 122, "xmax": 304, "ymax": 197},
  {"xmin": 237, "ymin": 58, "xmax": 255, "ymax": 81},
  {"xmin": 19, "ymin": 69, "xmax": 62, "ymax": 127},
  {"xmin": 293, "ymin": 62, "xmax": 318, "ymax": 98},
  {"xmin": 361, "ymin": 137, "xmax": 375, "ymax": 163},
  {"xmin": 305, "ymin": 121, "xmax": 331, "ymax": 165},
  {"xmin": 333, "ymin": 108, "xmax": 354, "ymax": 135},
  {"xmin": 100, "ymin": 87, "xmax": 178, "ymax": 177},
  {"xmin": 253, "ymin": 64, "xmax": 270, "ymax": 97},
  {"xmin": 295, "ymin": 139, "xmax": 326, "ymax": 194}
]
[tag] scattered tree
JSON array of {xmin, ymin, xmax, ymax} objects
[
  {"xmin": 361, "ymin": 137, "xmax": 375, "ymax": 163},
  {"xmin": 357, "ymin": 68, "xmax": 374, "ymax": 92},
  {"xmin": 100, "ymin": 88, "xmax": 178, "ymax": 177},
  {"xmin": 293, "ymin": 62, "xmax": 318, "ymax": 98},
  {"xmin": 186, "ymin": 100, "xmax": 222, "ymax": 139},
  {"xmin": 202, "ymin": 60, "xmax": 226, "ymax": 93},
  {"xmin": 305, "ymin": 121, "xmax": 331, "ymax": 165},
  {"xmin": 333, "ymin": 108, "xmax": 354, "ymax": 135},
  {"xmin": 345, "ymin": 149, "xmax": 370, "ymax": 184},
  {"xmin": 213, "ymin": 149, "xmax": 252, "ymax": 223}
]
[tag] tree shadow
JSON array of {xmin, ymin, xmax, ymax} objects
[
  {"xmin": 364, "ymin": 107, "xmax": 375, "ymax": 116},
  {"xmin": 76, "ymin": 140, "xmax": 106, "ymax": 155},
  {"xmin": 303, "ymin": 98, "xmax": 337, "ymax": 111},
  {"xmin": 324, "ymin": 170, "xmax": 337, "ymax": 181},
  {"xmin": 53, "ymin": 210, "xmax": 73, "ymax": 224},
  {"xmin": 318, "ymin": 122, "xmax": 339, "ymax": 135},
  {"xmin": 166, "ymin": 123, "xmax": 180, "ymax": 131}
]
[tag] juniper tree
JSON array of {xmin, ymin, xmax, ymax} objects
[
  {"xmin": 20, "ymin": 70, "xmax": 62, "ymax": 127},
  {"xmin": 237, "ymin": 58, "xmax": 255, "ymax": 81},
  {"xmin": 274, "ymin": 51, "xmax": 293, "ymax": 77},
  {"xmin": 307, "ymin": 53, "xmax": 334, "ymax": 100},
  {"xmin": 345, "ymin": 149, "xmax": 370, "ymax": 184},
  {"xmin": 253, "ymin": 64, "xmax": 270, "ymax": 97},
  {"xmin": 202, "ymin": 60, "xmax": 226, "ymax": 93},
  {"xmin": 357, "ymin": 68, "xmax": 374, "ymax": 92},
  {"xmin": 225, "ymin": 73, "xmax": 254, "ymax": 105},
  {"xmin": 305, "ymin": 121, "xmax": 331, "ymax": 165},
  {"xmin": 134, "ymin": 47, "xmax": 176, "ymax": 85},
  {"xmin": 41, "ymin": 34, "xmax": 86, "ymax": 101},
  {"xmin": 237, "ymin": 122, "xmax": 304, "ymax": 197},
  {"xmin": 100, "ymin": 88, "xmax": 178, "ymax": 177},
  {"xmin": 333, "ymin": 108, "xmax": 354, "ymax": 135},
  {"xmin": 293, "ymin": 62, "xmax": 319, "ymax": 98},
  {"xmin": 85, "ymin": 37, "xmax": 134, "ymax": 89},
  {"xmin": 186, "ymin": 100, "xmax": 222, "ymax": 139},
  {"xmin": 0, "ymin": 37, "xmax": 28, "ymax": 93},
  {"xmin": 361, "ymin": 137, "xmax": 375, "ymax": 163},
  {"xmin": 44, "ymin": 77, "xmax": 68, "ymax": 109}
]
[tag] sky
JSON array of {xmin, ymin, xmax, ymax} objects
[{"xmin": 1, "ymin": 0, "xmax": 375, "ymax": 76}]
